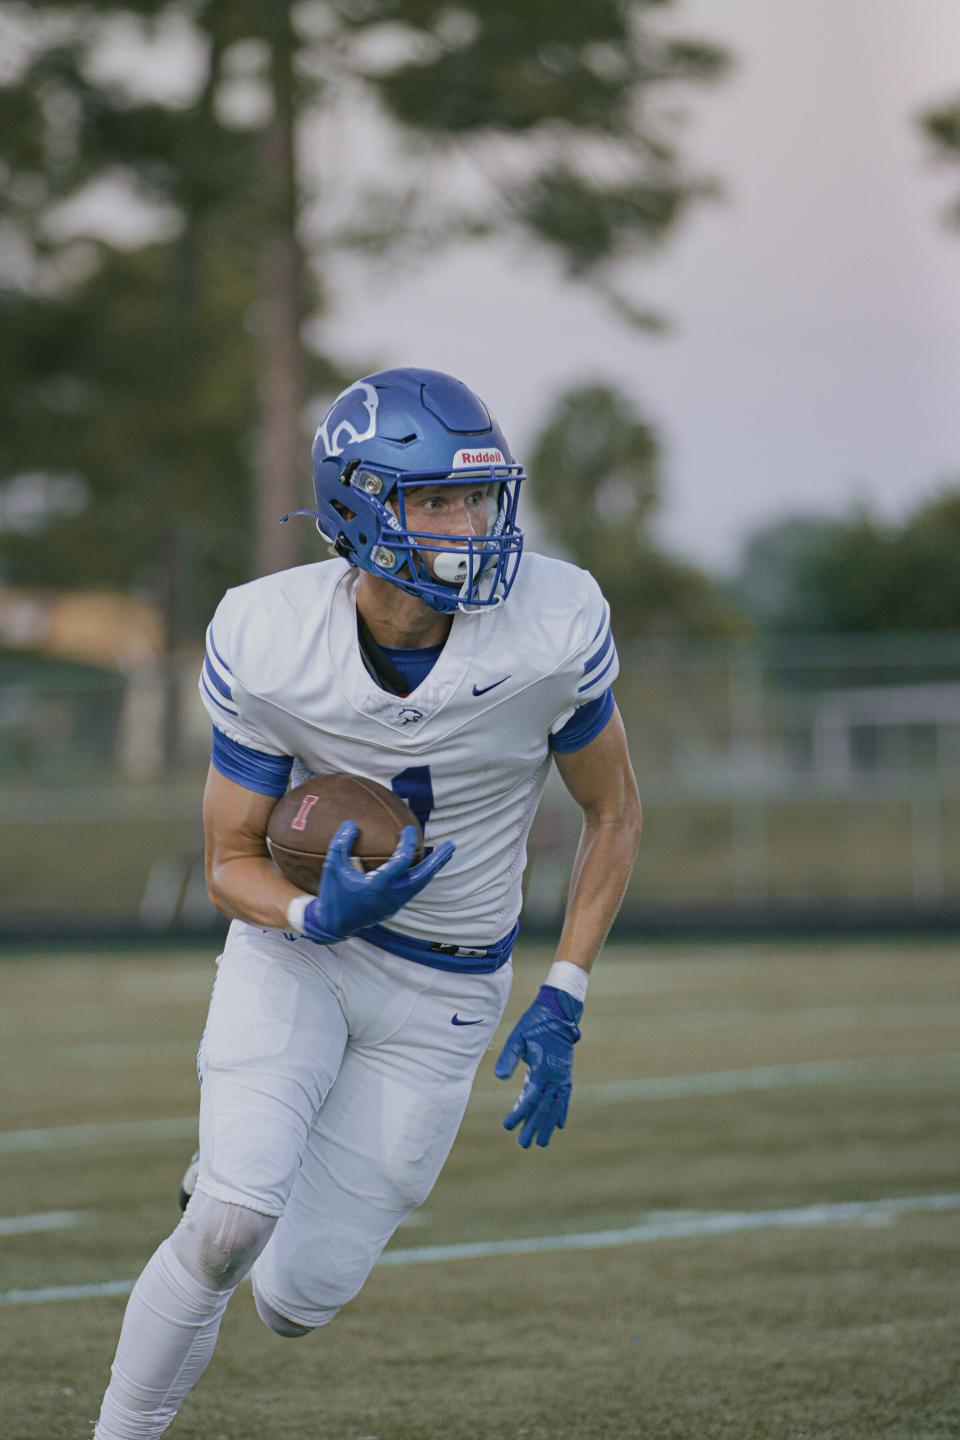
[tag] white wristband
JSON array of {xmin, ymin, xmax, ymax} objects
[
  {"xmin": 285, "ymin": 895, "xmax": 310, "ymax": 935},
  {"xmin": 545, "ymin": 961, "xmax": 589, "ymax": 1004}
]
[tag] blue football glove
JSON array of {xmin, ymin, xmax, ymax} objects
[
  {"xmin": 302, "ymin": 821, "xmax": 454, "ymax": 943},
  {"xmin": 494, "ymin": 985, "xmax": 583, "ymax": 1149}
]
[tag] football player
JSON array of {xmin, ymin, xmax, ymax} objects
[{"xmin": 94, "ymin": 368, "xmax": 641, "ymax": 1438}]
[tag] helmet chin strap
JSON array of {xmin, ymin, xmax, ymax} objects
[{"xmin": 456, "ymin": 559, "xmax": 504, "ymax": 614}]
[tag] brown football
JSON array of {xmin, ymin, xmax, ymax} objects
[{"xmin": 266, "ymin": 773, "xmax": 424, "ymax": 893}]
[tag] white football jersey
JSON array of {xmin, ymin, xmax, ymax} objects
[{"xmin": 199, "ymin": 553, "xmax": 618, "ymax": 948}]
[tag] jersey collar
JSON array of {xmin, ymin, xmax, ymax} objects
[{"xmin": 331, "ymin": 568, "xmax": 482, "ymax": 734}]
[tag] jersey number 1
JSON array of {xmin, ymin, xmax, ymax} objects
[{"xmin": 390, "ymin": 766, "xmax": 434, "ymax": 834}]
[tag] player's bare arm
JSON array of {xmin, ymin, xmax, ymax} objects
[
  {"xmin": 203, "ymin": 765, "xmax": 304, "ymax": 927},
  {"xmin": 552, "ymin": 702, "xmax": 642, "ymax": 974},
  {"xmin": 494, "ymin": 705, "xmax": 640, "ymax": 1149}
]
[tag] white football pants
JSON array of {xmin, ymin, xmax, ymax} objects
[{"xmin": 197, "ymin": 922, "xmax": 512, "ymax": 1328}]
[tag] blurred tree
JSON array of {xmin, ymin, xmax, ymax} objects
[
  {"xmin": 0, "ymin": 229, "xmax": 344, "ymax": 766},
  {"xmin": 528, "ymin": 383, "xmax": 746, "ymax": 638},
  {"xmin": 734, "ymin": 489, "xmax": 960, "ymax": 633},
  {"xmin": 340, "ymin": 2, "xmax": 728, "ymax": 286},
  {"xmin": 3, "ymin": 238, "xmax": 267, "ymax": 619},
  {"xmin": 888, "ymin": 489, "xmax": 960, "ymax": 629},
  {"xmin": 0, "ymin": 3, "xmax": 264, "ymax": 762},
  {"xmin": 0, "ymin": 1, "xmax": 729, "ymax": 564},
  {"xmin": 0, "ymin": 0, "xmax": 315, "ymax": 581},
  {"xmin": 734, "ymin": 514, "xmax": 854, "ymax": 633},
  {"xmin": 919, "ymin": 90, "xmax": 960, "ymax": 228}
]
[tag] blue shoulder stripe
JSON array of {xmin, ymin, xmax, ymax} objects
[
  {"xmin": 201, "ymin": 674, "xmax": 239, "ymax": 716},
  {"xmin": 204, "ymin": 653, "xmax": 233, "ymax": 702},
  {"xmin": 578, "ymin": 649, "xmax": 617, "ymax": 694},
  {"xmin": 589, "ymin": 607, "xmax": 608, "ymax": 643},
  {"xmin": 207, "ymin": 628, "xmax": 232, "ymax": 676},
  {"xmin": 582, "ymin": 625, "xmax": 613, "ymax": 677}
]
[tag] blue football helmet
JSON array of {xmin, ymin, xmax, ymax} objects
[{"xmin": 301, "ymin": 368, "xmax": 525, "ymax": 614}]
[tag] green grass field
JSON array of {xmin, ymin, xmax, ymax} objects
[{"xmin": 1, "ymin": 940, "xmax": 959, "ymax": 1439}]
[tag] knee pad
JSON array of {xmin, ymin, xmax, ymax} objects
[
  {"xmin": 172, "ymin": 1190, "xmax": 276, "ymax": 1292},
  {"xmin": 251, "ymin": 1259, "xmax": 342, "ymax": 1334},
  {"xmin": 252, "ymin": 1279, "xmax": 317, "ymax": 1339}
]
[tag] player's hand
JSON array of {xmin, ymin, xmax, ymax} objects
[
  {"xmin": 494, "ymin": 986, "xmax": 583, "ymax": 1149},
  {"xmin": 301, "ymin": 822, "xmax": 455, "ymax": 943}
]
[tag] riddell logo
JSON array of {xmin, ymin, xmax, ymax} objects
[{"xmin": 452, "ymin": 448, "xmax": 505, "ymax": 468}]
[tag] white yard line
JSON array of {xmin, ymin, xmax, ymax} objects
[
  {"xmin": 379, "ymin": 1193, "xmax": 960, "ymax": 1266},
  {"xmin": 0, "ymin": 1211, "xmax": 87, "ymax": 1237},
  {"xmin": 1, "ymin": 1279, "xmax": 137, "ymax": 1305},
  {"xmin": 2, "ymin": 1193, "xmax": 957, "ymax": 1306},
  {"xmin": 0, "ymin": 1117, "xmax": 198, "ymax": 1153},
  {"xmin": 468, "ymin": 1053, "xmax": 960, "ymax": 1111},
  {"xmin": 2, "ymin": 1053, "xmax": 957, "ymax": 1153}
]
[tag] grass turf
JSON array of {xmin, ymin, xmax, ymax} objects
[{"xmin": 1, "ymin": 941, "xmax": 958, "ymax": 1438}]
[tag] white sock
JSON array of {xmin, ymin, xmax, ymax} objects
[{"xmin": 94, "ymin": 1237, "xmax": 233, "ymax": 1440}]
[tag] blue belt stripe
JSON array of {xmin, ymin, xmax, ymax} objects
[{"xmin": 352, "ymin": 921, "xmax": 519, "ymax": 974}]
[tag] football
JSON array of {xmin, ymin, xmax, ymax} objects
[{"xmin": 266, "ymin": 773, "xmax": 424, "ymax": 894}]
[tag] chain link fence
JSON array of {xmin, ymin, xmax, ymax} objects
[{"xmin": 3, "ymin": 633, "xmax": 960, "ymax": 938}]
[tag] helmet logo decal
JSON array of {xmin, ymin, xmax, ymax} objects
[
  {"xmin": 317, "ymin": 381, "xmax": 379, "ymax": 457},
  {"xmin": 452, "ymin": 447, "xmax": 505, "ymax": 468}
]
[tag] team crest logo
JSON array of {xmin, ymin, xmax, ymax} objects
[
  {"xmin": 397, "ymin": 706, "xmax": 424, "ymax": 726},
  {"xmin": 316, "ymin": 381, "xmax": 379, "ymax": 457}
]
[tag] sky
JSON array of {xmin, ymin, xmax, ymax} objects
[{"xmin": 320, "ymin": 0, "xmax": 960, "ymax": 573}]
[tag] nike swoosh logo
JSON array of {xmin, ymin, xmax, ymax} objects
[
  {"xmin": 451, "ymin": 1013, "xmax": 484, "ymax": 1027},
  {"xmin": 472, "ymin": 676, "xmax": 511, "ymax": 697}
]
